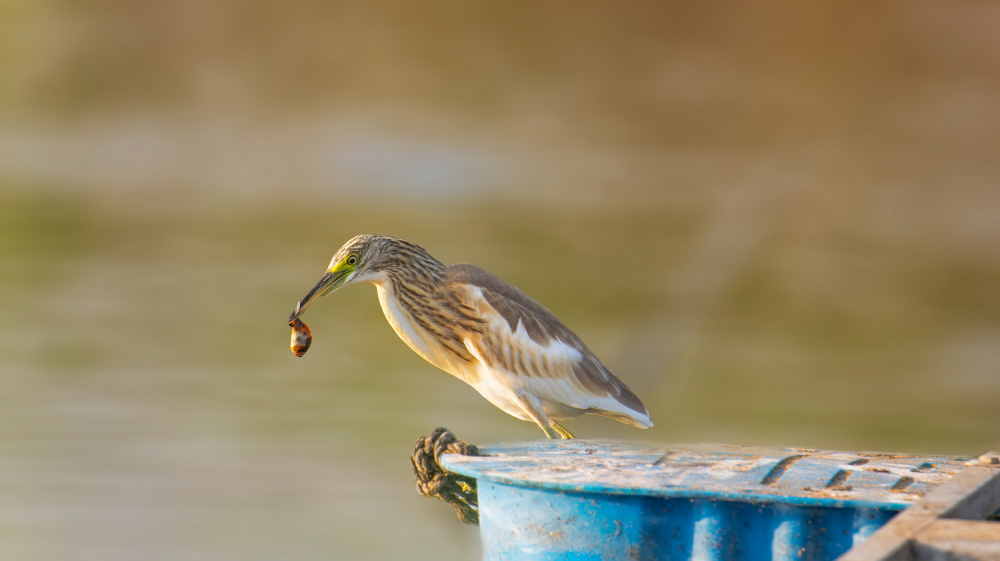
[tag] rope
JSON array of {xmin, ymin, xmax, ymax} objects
[{"xmin": 411, "ymin": 427, "xmax": 480, "ymax": 525}]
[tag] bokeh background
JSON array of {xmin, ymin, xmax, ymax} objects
[{"xmin": 2, "ymin": 1, "xmax": 999, "ymax": 559}]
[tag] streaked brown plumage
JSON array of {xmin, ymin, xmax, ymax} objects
[{"xmin": 289, "ymin": 234, "xmax": 652, "ymax": 439}]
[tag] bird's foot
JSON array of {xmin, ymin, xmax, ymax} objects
[{"xmin": 552, "ymin": 422, "xmax": 575, "ymax": 439}]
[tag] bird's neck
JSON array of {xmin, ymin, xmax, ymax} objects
[
  {"xmin": 375, "ymin": 268, "xmax": 478, "ymax": 374},
  {"xmin": 378, "ymin": 240, "xmax": 447, "ymax": 284}
]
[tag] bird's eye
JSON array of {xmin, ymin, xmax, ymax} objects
[{"xmin": 347, "ymin": 254, "xmax": 359, "ymax": 266}]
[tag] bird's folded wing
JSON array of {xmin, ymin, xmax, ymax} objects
[{"xmin": 446, "ymin": 263, "xmax": 650, "ymax": 423}]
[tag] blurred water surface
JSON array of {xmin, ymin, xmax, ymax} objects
[
  {"xmin": 2, "ymin": 187, "xmax": 998, "ymax": 560},
  {"xmin": 2, "ymin": 1, "xmax": 1000, "ymax": 560}
]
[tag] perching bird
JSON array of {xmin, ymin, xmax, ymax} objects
[{"xmin": 288, "ymin": 235, "xmax": 652, "ymax": 439}]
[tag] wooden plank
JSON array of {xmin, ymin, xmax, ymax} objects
[
  {"xmin": 837, "ymin": 452, "xmax": 1000, "ymax": 561},
  {"xmin": 914, "ymin": 519, "xmax": 1000, "ymax": 559}
]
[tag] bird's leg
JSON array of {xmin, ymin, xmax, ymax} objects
[
  {"xmin": 540, "ymin": 425, "xmax": 561, "ymax": 439},
  {"xmin": 551, "ymin": 423, "xmax": 575, "ymax": 439},
  {"xmin": 514, "ymin": 392, "xmax": 565, "ymax": 440}
]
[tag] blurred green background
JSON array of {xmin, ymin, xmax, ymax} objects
[{"xmin": 2, "ymin": 1, "xmax": 999, "ymax": 559}]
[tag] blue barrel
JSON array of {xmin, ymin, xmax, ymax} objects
[{"xmin": 441, "ymin": 440, "xmax": 967, "ymax": 561}]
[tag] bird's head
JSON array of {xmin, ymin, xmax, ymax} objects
[{"xmin": 289, "ymin": 234, "xmax": 388, "ymax": 321}]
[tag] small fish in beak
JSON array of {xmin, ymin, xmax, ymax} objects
[{"xmin": 289, "ymin": 317, "xmax": 313, "ymax": 357}]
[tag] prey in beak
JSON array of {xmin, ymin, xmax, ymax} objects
[
  {"xmin": 285, "ymin": 253, "xmax": 360, "ymax": 357},
  {"xmin": 289, "ymin": 318, "xmax": 312, "ymax": 357}
]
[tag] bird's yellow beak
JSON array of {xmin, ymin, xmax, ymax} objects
[{"xmin": 288, "ymin": 264, "xmax": 354, "ymax": 321}]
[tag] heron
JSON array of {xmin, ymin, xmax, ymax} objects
[{"xmin": 289, "ymin": 234, "xmax": 652, "ymax": 439}]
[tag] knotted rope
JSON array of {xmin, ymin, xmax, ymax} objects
[{"xmin": 411, "ymin": 428, "xmax": 480, "ymax": 525}]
